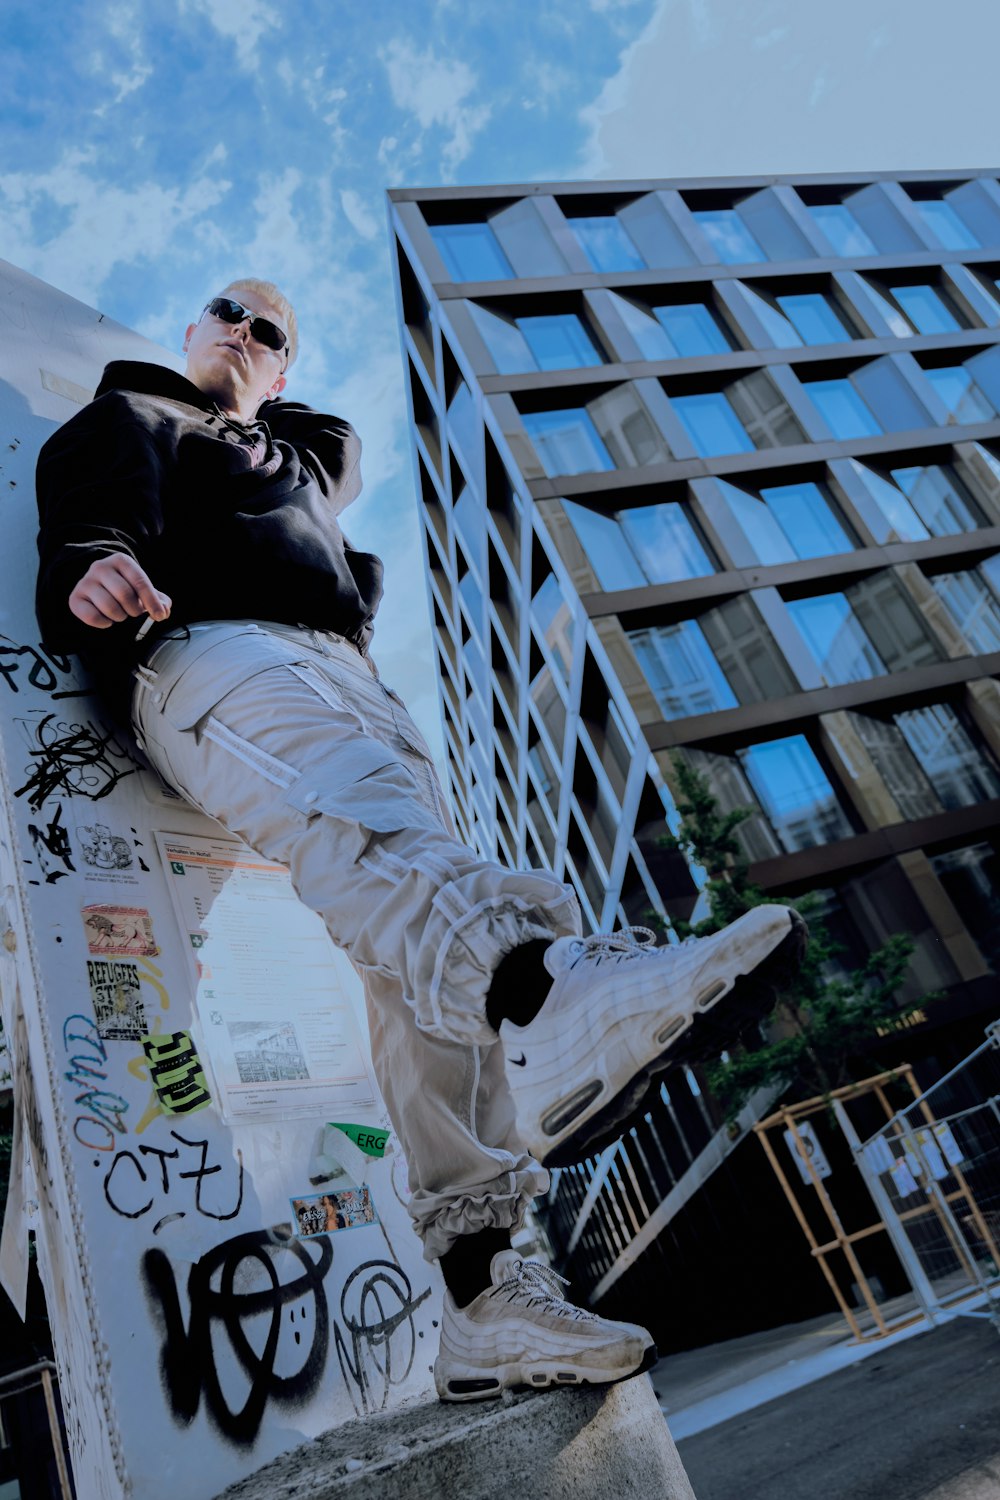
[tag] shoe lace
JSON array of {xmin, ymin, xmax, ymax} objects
[
  {"xmin": 569, "ymin": 926, "xmax": 660, "ymax": 967},
  {"xmin": 489, "ymin": 1258, "xmax": 598, "ymax": 1321}
]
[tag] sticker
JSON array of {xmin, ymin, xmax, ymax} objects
[
  {"xmin": 77, "ymin": 824, "xmax": 134, "ymax": 872},
  {"xmin": 142, "ymin": 1031, "xmax": 212, "ymax": 1116},
  {"xmin": 82, "ymin": 904, "xmax": 158, "ymax": 957},
  {"xmin": 329, "ymin": 1122, "xmax": 390, "ymax": 1158},
  {"xmin": 290, "ymin": 1186, "xmax": 378, "ymax": 1239},
  {"xmin": 87, "ymin": 958, "xmax": 147, "ymax": 1041}
]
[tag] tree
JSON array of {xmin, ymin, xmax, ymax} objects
[{"xmin": 657, "ymin": 755, "xmax": 932, "ymax": 1118}]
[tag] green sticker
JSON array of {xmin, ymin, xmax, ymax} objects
[
  {"xmin": 329, "ymin": 1122, "xmax": 389, "ymax": 1158},
  {"xmin": 143, "ymin": 1031, "xmax": 212, "ymax": 1115}
]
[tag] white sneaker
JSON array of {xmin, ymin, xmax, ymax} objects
[
  {"xmin": 503, "ymin": 904, "xmax": 807, "ymax": 1167},
  {"xmin": 434, "ymin": 1251, "xmax": 655, "ymax": 1402}
]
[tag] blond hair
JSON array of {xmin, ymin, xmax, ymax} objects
[{"xmin": 221, "ymin": 277, "xmax": 299, "ymax": 367}]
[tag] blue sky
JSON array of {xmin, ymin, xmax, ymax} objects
[{"xmin": 2, "ymin": 0, "xmax": 998, "ymax": 753}]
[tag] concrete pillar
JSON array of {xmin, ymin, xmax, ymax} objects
[
  {"xmin": 0, "ymin": 257, "xmax": 441, "ymax": 1500},
  {"xmin": 213, "ymin": 1379, "xmax": 697, "ymax": 1500}
]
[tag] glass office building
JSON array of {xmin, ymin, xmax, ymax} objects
[{"xmin": 388, "ymin": 171, "xmax": 1000, "ymax": 1345}]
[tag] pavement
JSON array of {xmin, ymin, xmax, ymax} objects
[{"xmin": 650, "ymin": 1293, "xmax": 1000, "ymax": 1500}]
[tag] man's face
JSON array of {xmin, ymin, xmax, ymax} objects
[{"xmin": 183, "ymin": 290, "xmax": 288, "ymax": 416}]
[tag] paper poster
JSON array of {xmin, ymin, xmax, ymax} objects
[
  {"xmin": 783, "ymin": 1121, "xmax": 832, "ymax": 1186},
  {"xmin": 932, "ymin": 1122, "xmax": 965, "ymax": 1169},
  {"xmin": 154, "ymin": 831, "xmax": 377, "ymax": 1122},
  {"xmin": 86, "ymin": 958, "xmax": 147, "ymax": 1042},
  {"xmin": 915, "ymin": 1130, "xmax": 949, "ymax": 1182},
  {"xmin": 890, "ymin": 1158, "xmax": 920, "ymax": 1197},
  {"xmin": 863, "ymin": 1136, "xmax": 895, "ymax": 1176}
]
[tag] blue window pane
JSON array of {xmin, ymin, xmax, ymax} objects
[
  {"xmin": 516, "ymin": 314, "xmax": 603, "ymax": 371},
  {"xmin": 458, "ymin": 563, "xmax": 485, "ymax": 640},
  {"xmin": 672, "ymin": 391, "xmax": 754, "ymax": 456},
  {"xmin": 570, "ymin": 216, "xmax": 647, "ymax": 272},
  {"xmin": 847, "ymin": 460, "xmax": 930, "ymax": 543},
  {"xmin": 738, "ymin": 285, "xmax": 803, "ymax": 348},
  {"xmin": 895, "ymin": 705, "xmax": 1000, "ymax": 808},
  {"xmin": 776, "ymin": 293, "xmax": 851, "ymax": 345},
  {"xmin": 628, "ymin": 621, "xmax": 739, "ymax": 718},
  {"xmin": 564, "ymin": 499, "xmax": 714, "ymax": 589},
  {"xmin": 913, "ymin": 200, "xmax": 980, "ymax": 251},
  {"xmin": 806, "ymin": 380, "xmax": 883, "ymax": 439},
  {"xmin": 606, "ymin": 293, "xmax": 675, "ymax": 360},
  {"xmin": 807, "ymin": 205, "xmax": 877, "ymax": 257},
  {"xmin": 654, "ymin": 303, "xmax": 731, "ymax": 356},
  {"xmin": 695, "ymin": 210, "xmax": 765, "ymax": 264},
  {"xmin": 788, "ymin": 594, "xmax": 885, "ymax": 683},
  {"xmin": 429, "ymin": 223, "xmax": 514, "ymax": 281},
  {"xmin": 522, "ymin": 409, "xmax": 615, "ymax": 477},
  {"xmin": 467, "ymin": 303, "xmax": 533, "ymax": 373},
  {"xmin": 562, "ymin": 502, "xmax": 646, "ymax": 590},
  {"xmin": 717, "ymin": 480, "xmax": 795, "ymax": 564},
  {"xmin": 738, "ymin": 737, "xmax": 853, "ymax": 851},
  {"xmin": 532, "ymin": 573, "xmax": 574, "ymax": 684},
  {"xmin": 924, "ymin": 367, "xmax": 996, "ymax": 424},
  {"xmin": 620, "ymin": 504, "xmax": 714, "ymax": 582},
  {"xmin": 759, "ymin": 481, "xmax": 853, "ymax": 558},
  {"xmin": 448, "ymin": 381, "xmax": 479, "ymax": 470},
  {"xmin": 889, "ymin": 285, "xmax": 962, "ymax": 335},
  {"xmin": 931, "ymin": 570, "xmax": 1000, "ymax": 652},
  {"xmin": 890, "ymin": 465, "xmax": 980, "ymax": 534}
]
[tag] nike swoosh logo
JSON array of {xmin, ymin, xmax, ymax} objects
[{"xmin": 508, "ymin": 1052, "xmax": 527, "ymax": 1067}]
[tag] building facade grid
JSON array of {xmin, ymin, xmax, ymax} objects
[{"xmin": 388, "ymin": 170, "xmax": 1000, "ymax": 1341}]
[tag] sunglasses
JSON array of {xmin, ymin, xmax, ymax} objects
[{"xmin": 202, "ymin": 296, "xmax": 289, "ymax": 358}]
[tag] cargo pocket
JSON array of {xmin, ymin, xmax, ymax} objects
[
  {"xmin": 157, "ymin": 630, "xmax": 306, "ymax": 737},
  {"xmin": 283, "ymin": 741, "xmax": 444, "ymax": 864}
]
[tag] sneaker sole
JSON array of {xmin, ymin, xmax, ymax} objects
[
  {"xmin": 435, "ymin": 1338, "xmax": 658, "ymax": 1403},
  {"xmin": 539, "ymin": 909, "xmax": 808, "ymax": 1168}
]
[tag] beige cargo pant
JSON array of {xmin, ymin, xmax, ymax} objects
[{"xmin": 131, "ymin": 621, "xmax": 581, "ymax": 1260}]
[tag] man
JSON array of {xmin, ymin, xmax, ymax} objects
[{"xmin": 36, "ymin": 280, "xmax": 806, "ymax": 1401}]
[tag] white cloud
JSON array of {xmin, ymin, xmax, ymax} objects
[
  {"xmin": 0, "ymin": 150, "xmax": 232, "ymax": 309},
  {"xmin": 179, "ymin": 0, "xmax": 279, "ymax": 72},
  {"xmin": 753, "ymin": 25, "xmax": 789, "ymax": 50},
  {"xmin": 380, "ymin": 39, "xmax": 491, "ymax": 177},
  {"xmin": 340, "ymin": 188, "xmax": 381, "ymax": 242},
  {"xmin": 89, "ymin": 2, "xmax": 153, "ymax": 113},
  {"xmin": 808, "ymin": 70, "xmax": 831, "ymax": 109},
  {"xmin": 578, "ymin": 0, "xmax": 1000, "ymax": 180}
]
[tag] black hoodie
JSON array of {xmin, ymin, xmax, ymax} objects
[{"xmin": 35, "ymin": 360, "xmax": 383, "ymax": 720}]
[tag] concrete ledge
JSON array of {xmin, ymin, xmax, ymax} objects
[{"xmin": 214, "ymin": 1376, "xmax": 696, "ymax": 1500}]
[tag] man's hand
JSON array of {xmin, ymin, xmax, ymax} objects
[{"xmin": 68, "ymin": 554, "xmax": 172, "ymax": 630}]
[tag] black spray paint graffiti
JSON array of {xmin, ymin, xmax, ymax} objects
[
  {"xmin": 0, "ymin": 637, "xmax": 87, "ymax": 699},
  {"xmin": 62, "ymin": 1013, "xmax": 129, "ymax": 1152},
  {"xmin": 142, "ymin": 1227, "xmax": 334, "ymax": 1446},
  {"xmin": 14, "ymin": 712, "xmax": 139, "ymax": 813},
  {"xmin": 103, "ymin": 1131, "xmax": 244, "ymax": 1225},
  {"xmin": 27, "ymin": 802, "xmax": 74, "ymax": 883},
  {"xmin": 334, "ymin": 1260, "xmax": 431, "ymax": 1417}
]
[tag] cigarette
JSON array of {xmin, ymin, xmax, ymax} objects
[{"xmin": 135, "ymin": 614, "xmax": 156, "ymax": 643}]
